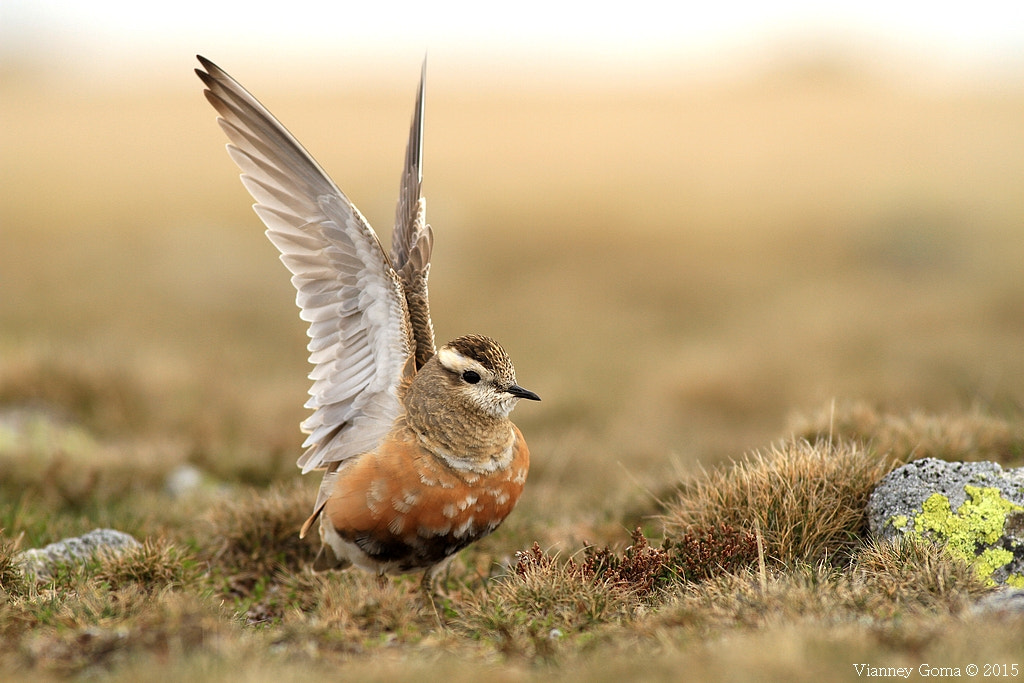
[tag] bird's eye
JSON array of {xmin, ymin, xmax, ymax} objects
[{"xmin": 462, "ymin": 370, "xmax": 481, "ymax": 384}]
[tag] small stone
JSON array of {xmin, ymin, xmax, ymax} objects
[
  {"xmin": 15, "ymin": 529, "xmax": 141, "ymax": 582},
  {"xmin": 165, "ymin": 464, "xmax": 204, "ymax": 499}
]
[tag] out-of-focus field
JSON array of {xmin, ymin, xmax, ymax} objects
[
  {"xmin": 2, "ymin": 56, "xmax": 1024, "ymax": 680},
  {"xmin": 5, "ymin": 60, "xmax": 1024, "ymax": 491}
]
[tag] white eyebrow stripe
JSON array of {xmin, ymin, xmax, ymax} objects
[{"xmin": 437, "ymin": 347, "xmax": 488, "ymax": 376}]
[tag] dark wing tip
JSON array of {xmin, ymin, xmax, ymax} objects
[
  {"xmin": 196, "ymin": 54, "xmax": 216, "ymax": 72},
  {"xmin": 195, "ymin": 56, "xmax": 235, "ymax": 89},
  {"xmin": 195, "ymin": 56, "xmax": 219, "ymax": 89}
]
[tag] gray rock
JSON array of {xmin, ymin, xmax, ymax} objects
[
  {"xmin": 867, "ymin": 458, "xmax": 1024, "ymax": 585},
  {"xmin": 15, "ymin": 528, "xmax": 141, "ymax": 582},
  {"xmin": 972, "ymin": 588, "xmax": 1024, "ymax": 615},
  {"xmin": 868, "ymin": 458, "xmax": 1024, "ymax": 536}
]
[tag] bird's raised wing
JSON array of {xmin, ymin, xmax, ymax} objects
[
  {"xmin": 196, "ymin": 56, "xmax": 415, "ymax": 474},
  {"xmin": 389, "ymin": 59, "xmax": 436, "ymax": 370}
]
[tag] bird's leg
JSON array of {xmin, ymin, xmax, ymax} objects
[
  {"xmin": 419, "ymin": 568, "xmax": 436, "ymax": 598},
  {"xmin": 420, "ymin": 567, "xmax": 446, "ymax": 628}
]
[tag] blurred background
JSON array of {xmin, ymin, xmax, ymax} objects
[{"xmin": 2, "ymin": 1, "xmax": 1023, "ymax": 531}]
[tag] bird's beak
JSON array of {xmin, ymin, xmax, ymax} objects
[{"xmin": 507, "ymin": 385, "xmax": 541, "ymax": 401}]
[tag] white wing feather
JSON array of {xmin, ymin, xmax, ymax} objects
[{"xmin": 196, "ymin": 57, "xmax": 414, "ymax": 474}]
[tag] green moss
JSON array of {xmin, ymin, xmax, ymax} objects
[
  {"xmin": 1005, "ymin": 573, "xmax": 1024, "ymax": 589},
  {"xmin": 910, "ymin": 486, "xmax": 1023, "ymax": 585}
]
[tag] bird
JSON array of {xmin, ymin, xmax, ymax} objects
[{"xmin": 194, "ymin": 56, "xmax": 540, "ymax": 589}]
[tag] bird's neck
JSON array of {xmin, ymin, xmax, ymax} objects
[{"xmin": 403, "ymin": 382, "xmax": 515, "ymax": 474}]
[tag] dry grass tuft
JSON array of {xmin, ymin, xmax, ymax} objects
[
  {"xmin": 199, "ymin": 480, "xmax": 317, "ymax": 603},
  {"xmin": 850, "ymin": 535, "xmax": 989, "ymax": 610},
  {"xmin": 0, "ymin": 533, "xmax": 27, "ymax": 599},
  {"xmin": 2, "ymin": 590, "xmax": 236, "ymax": 678},
  {"xmin": 659, "ymin": 537, "xmax": 990, "ymax": 636},
  {"xmin": 789, "ymin": 401, "xmax": 1024, "ymax": 465},
  {"xmin": 455, "ymin": 544, "xmax": 644, "ymax": 659},
  {"xmin": 663, "ymin": 439, "xmax": 892, "ymax": 566},
  {"xmin": 272, "ymin": 572, "xmax": 441, "ymax": 644},
  {"xmin": 94, "ymin": 538, "xmax": 203, "ymax": 593},
  {"xmin": 0, "ymin": 532, "xmax": 234, "ymax": 678},
  {"xmin": 452, "ymin": 523, "xmax": 761, "ymax": 655}
]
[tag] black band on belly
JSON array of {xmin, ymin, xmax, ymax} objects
[{"xmin": 352, "ymin": 528, "xmax": 495, "ymax": 571}]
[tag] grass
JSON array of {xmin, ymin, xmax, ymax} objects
[
  {"xmin": 2, "ymin": 53, "xmax": 1024, "ymax": 680},
  {"xmin": 663, "ymin": 437, "xmax": 902, "ymax": 566}
]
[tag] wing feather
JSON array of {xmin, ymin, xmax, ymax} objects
[
  {"xmin": 196, "ymin": 56, "xmax": 415, "ymax": 474},
  {"xmin": 389, "ymin": 59, "xmax": 436, "ymax": 368}
]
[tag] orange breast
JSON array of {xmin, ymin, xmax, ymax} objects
[{"xmin": 322, "ymin": 425, "xmax": 529, "ymax": 570}]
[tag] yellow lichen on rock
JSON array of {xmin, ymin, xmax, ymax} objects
[{"xmin": 909, "ymin": 486, "xmax": 1023, "ymax": 585}]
